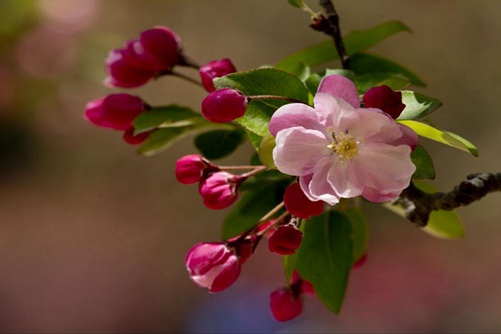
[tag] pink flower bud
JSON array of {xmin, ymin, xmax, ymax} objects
[
  {"xmin": 268, "ymin": 224, "xmax": 303, "ymax": 255},
  {"xmin": 270, "ymin": 287, "xmax": 303, "ymax": 322},
  {"xmin": 201, "ymin": 88, "xmax": 247, "ymax": 123},
  {"xmin": 185, "ymin": 242, "xmax": 241, "ymax": 293},
  {"xmin": 283, "ymin": 183, "xmax": 324, "ymax": 219},
  {"xmin": 362, "ymin": 85, "xmax": 406, "ymax": 119},
  {"xmin": 123, "ymin": 127, "xmax": 149, "ymax": 145},
  {"xmin": 199, "ymin": 58, "xmax": 237, "ymax": 92},
  {"xmin": 175, "ymin": 154, "xmax": 216, "ymax": 185},
  {"xmin": 84, "ymin": 93, "xmax": 147, "ymax": 130},
  {"xmin": 104, "ymin": 47, "xmax": 156, "ymax": 88},
  {"xmin": 199, "ymin": 172, "xmax": 242, "ymax": 210}
]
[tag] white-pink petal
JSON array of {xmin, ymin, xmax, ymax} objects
[
  {"xmin": 308, "ymin": 156, "xmax": 340, "ymax": 205},
  {"xmin": 273, "ymin": 127, "xmax": 330, "ymax": 176},
  {"xmin": 349, "ymin": 108, "xmax": 403, "ymax": 143},
  {"xmin": 314, "ymin": 93, "xmax": 359, "ymax": 131},
  {"xmin": 317, "ymin": 75, "xmax": 360, "ymax": 108},
  {"xmin": 268, "ymin": 103, "xmax": 324, "ymax": 137}
]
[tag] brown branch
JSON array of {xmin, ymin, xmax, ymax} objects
[
  {"xmin": 393, "ymin": 173, "xmax": 501, "ymax": 226},
  {"xmin": 312, "ymin": 0, "xmax": 350, "ymax": 69}
]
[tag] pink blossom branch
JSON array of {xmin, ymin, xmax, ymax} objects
[{"xmin": 393, "ymin": 172, "xmax": 501, "ymax": 226}]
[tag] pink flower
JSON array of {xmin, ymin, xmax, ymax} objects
[
  {"xmin": 185, "ymin": 242, "xmax": 241, "ymax": 292},
  {"xmin": 84, "ymin": 93, "xmax": 147, "ymax": 130},
  {"xmin": 269, "ymin": 75, "xmax": 417, "ymax": 205},
  {"xmin": 175, "ymin": 154, "xmax": 217, "ymax": 185},
  {"xmin": 105, "ymin": 26, "xmax": 182, "ymax": 88},
  {"xmin": 268, "ymin": 224, "xmax": 303, "ymax": 255},
  {"xmin": 363, "ymin": 85, "xmax": 405, "ymax": 119},
  {"xmin": 199, "ymin": 58, "xmax": 237, "ymax": 92},
  {"xmin": 198, "ymin": 171, "xmax": 243, "ymax": 209},
  {"xmin": 283, "ymin": 182, "xmax": 323, "ymax": 219},
  {"xmin": 201, "ymin": 88, "xmax": 248, "ymax": 123}
]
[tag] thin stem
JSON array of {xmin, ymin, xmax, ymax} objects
[
  {"xmin": 257, "ymin": 211, "xmax": 291, "ymax": 236},
  {"xmin": 178, "ymin": 55, "xmax": 200, "ymax": 69},
  {"xmin": 168, "ymin": 70, "xmax": 203, "ymax": 87},
  {"xmin": 247, "ymin": 95, "xmax": 305, "ymax": 104},
  {"xmin": 241, "ymin": 166, "xmax": 267, "ymax": 179},
  {"xmin": 318, "ymin": 0, "xmax": 350, "ymax": 69},
  {"xmin": 219, "ymin": 165, "xmax": 265, "ymax": 171},
  {"xmin": 258, "ymin": 201, "xmax": 285, "ymax": 224}
]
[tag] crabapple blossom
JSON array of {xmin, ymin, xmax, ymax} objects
[
  {"xmin": 283, "ymin": 182, "xmax": 324, "ymax": 219},
  {"xmin": 175, "ymin": 154, "xmax": 217, "ymax": 185},
  {"xmin": 268, "ymin": 224, "xmax": 303, "ymax": 255},
  {"xmin": 185, "ymin": 242, "xmax": 241, "ymax": 292},
  {"xmin": 199, "ymin": 58, "xmax": 237, "ymax": 92},
  {"xmin": 201, "ymin": 88, "xmax": 248, "ymax": 123},
  {"xmin": 198, "ymin": 171, "xmax": 243, "ymax": 209},
  {"xmin": 269, "ymin": 75, "xmax": 417, "ymax": 205},
  {"xmin": 84, "ymin": 93, "xmax": 148, "ymax": 130},
  {"xmin": 363, "ymin": 85, "xmax": 405, "ymax": 119}
]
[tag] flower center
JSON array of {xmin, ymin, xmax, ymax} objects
[{"xmin": 327, "ymin": 132, "xmax": 359, "ymax": 161}]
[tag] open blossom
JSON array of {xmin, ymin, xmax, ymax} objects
[{"xmin": 269, "ymin": 75, "xmax": 417, "ymax": 205}]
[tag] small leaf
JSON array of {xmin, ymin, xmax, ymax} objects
[
  {"xmin": 245, "ymin": 130, "xmax": 263, "ymax": 151},
  {"xmin": 236, "ymin": 100, "xmax": 276, "ymax": 137},
  {"xmin": 305, "ymin": 69, "xmax": 356, "ymax": 95},
  {"xmin": 343, "ymin": 206, "xmax": 369, "ymax": 263},
  {"xmin": 133, "ymin": 105, "xmax": 202, "ymax": 134},
  {"xmin": 399, "ymin": 120, "xmax": 479, "ymax": 156},
  {"xmin": 194, "ymin": 129, "xmax": 245, "ymax": 160},
  {"xmin": 350, "ymin": 53, "xmax": 426, "ymax": 87},
  {"xmin": 214, "ymin": 68, "xmax": 310, "ymax": 104},
  {"xmin": 276, "ymin": 21, "xmax": 411, "ymax": 73},
  {"xmin": 355, "ymin": 72, "xmax": 410, "ymax": 93},
  {"xmin": 296, "ymin": 211, "xmax": 353, "ymax": 314},
  {"xmin": 411, "ymin": 145, "xmax": 435, "ymax": 180},
  {"xmin": 222, "ymin": 182, "xmax": 287, "ymax": 240},
  {"xmin": 287, "ymin": 0, "xmax": 305, "ymax": 8},
  {"xmin": 397, "ymin": 91, "xmax": 443, "ymax": 120},
  {"xmin": 259, "ymin": 132, "xmax": 277, "ymax": 169}
]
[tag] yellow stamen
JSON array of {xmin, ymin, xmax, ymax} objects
[{"xmin": 328, "ymin": 132, "xmax": 359, "ymax": 161}]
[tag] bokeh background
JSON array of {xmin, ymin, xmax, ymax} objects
[{"xmin": 0, "ymin": 0, "xmax": 500, "ymax": 332}]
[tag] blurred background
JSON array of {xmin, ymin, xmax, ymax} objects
[{"xmin": 0, "ymin": 0, "xmax": 500, "ymax": 332}]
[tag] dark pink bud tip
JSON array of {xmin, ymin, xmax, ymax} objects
[
  {"xmin": 270, "ymin": 287, "xmax": 303, "ymax": 322},
  {"xmin": 201, "ymin": 88, "xmax": 247, "ymax": 123},
  {"xmin": 362, "ymin": 85, "xmax": 406, "ymax": 119},
  {"xmin": 105, "ymin": 48, "xmax": 155, "ymax": 88},
  {"xmin": 284, "ymin": 183, "xmax": 324, "ymax": 219},
  {"xmin": 123, "ymin": 128, "xmax": 149, "ymax": 145},
  {"xmin": 185, "ymin": 242, "xmax": 241, "ymax": 293},
  {"xmin": 268, "ymin": 224, "xmax": 303, "ymax": 255},
  {"xmin": 199, "ymin": 58, "xmax": 237, "ymax": 92},
  {"xmin": 84, "ymin": 93, "xmax": 147, "ymax": 130},
  {"xmin": 175, "ymin": 154, "xmax": 214, "ymax": 185},
  {"xmin": 199, "ymin": 172, "xmax": 241, "ymax": 210}
]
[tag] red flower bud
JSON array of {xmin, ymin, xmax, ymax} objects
[
  {"xmin": 362, "ymin": 85, "xmax": 406, "ymax": 119},
  {"xmin": 270, "ymin": 287, "xmax": 303, "ymax": 322},
  {"xmin": 104, "ymin": 48, "xmax": 155, "ymax": 88},
  {"xmin": 123, "ymin": 127, "xmax": 149, "ymax": 145},
  {"xmin": 175, "ymin": 154, "xmax": 216, "ymax": 185},
  {"xmin": 201, "ymin": 88, "xmax": 247, "ymax": 123},
  {"xmin": 199, "ymin": 172, "xmax": 242, "ymax": 210},
  {"xmin": 268, "ymin": 224, "xmax": 303, "ymax": 255},
  {"xmin": 199, "ymin": 58, "xmax": 237, "ymax": 92},
  {"xmin": 185, "ymin": 242, "xmax": 241, "ymax": 293},
  {"xmin": 84, "ymin": 93, "xmax": 147, "ymax": 130},
  {"xmin": 284, "ymin": 183, "xmax": 323, "ymax": 219}
]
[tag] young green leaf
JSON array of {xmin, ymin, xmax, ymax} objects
[
  {"xmin": 296, "ymin": 211, "xmax": 353, "ymax": 314},
  {"xmin": 343, "ymin": 206, "xmax": 369, "ymax": 263},
  {"xmin": 411, "ymin": 145, "xmax": 435, "ymax": 180},
  {"xmin": 276, "ymin": 20, "xmax": 411, "ymax": 73},
  {"xmin": 133, "ymin": 105, "xmax": 202, "ymax": 134},
  {"xmin": 350, "ymin": 53, "xmax": 426, "ymax": 87},
  {"xmin": 397, "ymin": 91, "xmax": 443, "ymax": 120},
  {"xmin": 259, "ymin": 132, "xmax": 277, "ymax": 169},
  {"xmin": 245, "ymin": 129, "xmax": 263, "ymax": 151},
  {"xmin": 214, "ymin": 68, "xmax": 310, "ymax": 104},
  {"xmin": 236, "ymin": 100, "xmax": 276, "ymax": 137},
  {"xmin": 287, "ymin": 0, "xmax": 305, "ymax": 8},
  {"xmin": 399, "ymin": 120, "xmax": 479, "ymax": 156},
  {"xmin": 194, "ymin": 129, "xmax": 245, "ymax": 160}
]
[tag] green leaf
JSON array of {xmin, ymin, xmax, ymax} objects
[
  {"xmin": 133, "ymin": 105, "xmax": 202, "ymax": 134},
  {"xmin": 305, "ymin": 69, "xmax": 356, "ymax": 95},
  {"xmin": 343, "ymin": 207, "xmax": 369, "ymax": 263},
  {"xmin": 287, "ymin": 0, "xmax": 305, "ymax": 8},
  {"xmin": 276, "ymin": 20, "xmax": 411, "ymax": 73},
  {"xmin": 214, "ymin": 68, "xmax": 310, "ymax": 104},
  {"xmin": 355, "ymin": 72, "xmax": 410, "ymax": 93},
  {"xmin": 397, "ymin": 91, "xmax": 443, "ymax": 120},
  {"xmin": 399, "ymin": 120, "xmax": 479, "ymax": 156},
  {"xmin": 296, "ymin": 211, "xmax": 353, "ymax": 314},
  {"xmin": 258, "ymin": 132, "xmax": 277, "ymax": 169},
  {"xmin": 350, "ymin": 53, "xmax": 426, "ymax": 87},
  {"xmin": 194, "ymin": 129, "xmax": 245, "ymax": 160},
  {"xmin": 221, "ymin": 183, "xmax": 287, "ymax": 239},
  {"xmin": 411, "ymin": 145, "xmax": 435, "ymax": 180},
  {"xmin": 245, "ymin": 130, "xmax": 263, "ymax": 151},
  {"xmin": 236, "ymin": 100, "xmax": 276, "ymax": 137},
  {"xmin": 384, "ymin": 181, "xmax": 465, "ymax": 239}
]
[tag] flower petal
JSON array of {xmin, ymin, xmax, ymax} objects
[
  {"xmin": 273, "ymin": 127, "xmax": 330, "ymax": 176},
  {"xmin": 327, "ymin": 159, "xmax": 364, "ymax": 198},
  {"xmin": 317, "ymin": 75, "xmax": 360, "ymax": 108},
  {"xmin": 314, "ymin": 93, "xmax": 359, "ymax": 131},
  {"xmin": 349, "ymin": 108, "xmax": 403, "ymax": 143},
  {"xmin": 269, "ymin": 103, "xmax": 324, "ymax": 137},
  {"xmin": 308, "ymin": 156, "xmax": 340, "ymax": 205}
]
